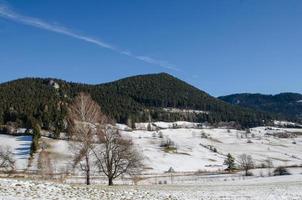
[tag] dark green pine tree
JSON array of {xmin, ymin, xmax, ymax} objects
[
  {"xmin": 30, "ymin": 124, "xmax": 41, "ymax": 156},
  {"xmin": 224, "ymin": 153, "xmax": 235, "ymax": 172}
]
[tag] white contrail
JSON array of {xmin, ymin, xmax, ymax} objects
[{"xmin": 0, "ymin": 4, "xmax": 179, "ymax": 71}]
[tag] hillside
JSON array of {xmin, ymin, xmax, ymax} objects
[
  {"xmin": 219, "ymin": 93, "xmax": 302, "ymax": 122},
  {"xmin": 0, "ymin": 73, "xmax": 275, "ymax": 132},
  {"xmin": 3, "ymin": 122, "xmax": 302, "ymax": 173}
]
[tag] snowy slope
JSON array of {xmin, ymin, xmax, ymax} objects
[
  {"xmin": 0, "ymin": 123, "xmax": 301, "ymax": 174},
  {"xmin": 123, "ymin": 129, "xmax": 226, "ymax": 173},
  {"xmin": 122, "ymin": 127, "xmax": 302, "ymax": 173}
]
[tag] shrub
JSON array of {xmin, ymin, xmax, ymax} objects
[
  {"xmin": 273, "ymin": 167, "xmax": 291, "ymax": 176},
  {"xmin": 160, "ymin": 138, "xmax": 177, "ymax": 153},
  {"xmin": 201, "ymin": 132, "xmax": 207, "ymax": 138},
  {"xmin": 245, "ymin": 171, "xmax": 253, "ymax": 176},
  {"xmin": 276, "ymin": 132, "xmax": 291, "ymax": 138},
  {"xmin": 160, "ymin": 138, "xmax": 175, "ymax": 148}
]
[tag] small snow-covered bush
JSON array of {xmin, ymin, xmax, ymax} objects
[
  {"xmin": 276, "ymin": 132, "xmax": 292, "ymax": 138},
  {"xmin": 201, "ymin": 132, "xmax": 207, "ymax": 138},
  {"xmin": 160, "ymin": 138, "xmax": 177, "ymax": 153},
  {"xmin": 245, "ymin": 171, "xmax": 253, "ymax": 176},
  {"xmin": 160, "ymin": 138, "xmax": 175, "ymax": 148}
]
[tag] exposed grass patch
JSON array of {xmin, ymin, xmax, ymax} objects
[{"xmin": 163, "ymin": 146, "xmax": 177, "ymax": 153}]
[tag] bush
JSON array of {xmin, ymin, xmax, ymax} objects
[
  {"xmin": 273, "ymin": 167, "xmax": 291, "ymax": 176},
  {"xmin": 160, "ymin": 138, "xmax": 177, "ymax": 153},
  {"xmin": 245, "ymin": 171, "xmax": 253, "ymax": 176},
  {"xmin": 201, "ymin": 132, "xmax": 207, "ymax": 138},
  {"xmin": 160, "ymin": 138, "xmax": 174, "ymax": 148}
]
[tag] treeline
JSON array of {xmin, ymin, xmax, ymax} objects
[
  {"xmin": 219, "ymin": 93, "xmax": 302, "ymax": 122},
  {"xmin": 0, "ymin": 78, "xmax": 67, "ymax": 135},
  {"xmin": 0, "ymin": 73, "xmax": 278, "ymax": 132}
]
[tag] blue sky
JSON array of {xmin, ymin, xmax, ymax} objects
[{"xmin": 0, "ymin": 0, "xmax": 302, "ymax": 96}]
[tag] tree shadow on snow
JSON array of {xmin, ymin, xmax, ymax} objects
[
  {"xmin": 15, "ymin": 135, "xmax": 32, "ymax": 142},
  {"xmin": 14, "ymin": 136, "xmax": 32, "ymax": 159}
]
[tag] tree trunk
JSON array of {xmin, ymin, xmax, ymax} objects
[
  {"xmin": 86, "ymin": 155, "xmax": 90, "ymax": 185},
  {"xmin": 108, "ymin": 177, "xmax": 113, "ymax": 186}
]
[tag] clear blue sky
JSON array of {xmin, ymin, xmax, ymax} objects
[{"xmin": 0, "ymin": 0, "xmax": 302, "ymax": 96}]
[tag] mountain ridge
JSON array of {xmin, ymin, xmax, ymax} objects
[
  {"xmin": 219, "ymin": 92, "xmax": 302, "ymax": 121},
  {"xmin": 0, "ymin": 73, "xmax": 277, "ymax": 134}
]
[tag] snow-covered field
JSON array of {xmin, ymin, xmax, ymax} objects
[
  {"xmin": 0, "ymin": 122, "xmax": 302, "ymax": 199},
  {"xmin": 0, "ymin": 174, "xmax": 301, "ymax": 199},
  {"xmin": 124, "ymin": 124, "xmax": 302, "ymax": 173},
  {"xmin": 1, "ymin": 122, "xmax": 302, "ymax": 175}
]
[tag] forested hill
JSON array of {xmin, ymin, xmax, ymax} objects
[
  {"xmin": 219, "ymin": 93, "xmax": 302, "ymax": 121},
  {"xmin": 0, "ymin": 73, "xmax": 276, "ymax": 133}
]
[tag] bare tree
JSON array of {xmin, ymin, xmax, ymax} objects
[
  {"xmin": 265, "ymin": 158, "xmax": 273, "ymax": 176},
  {"xmin": 93, "ymin": 127, "xmax": 143, "ymax": 186},
  {"xmin": 0, "ymin": 146, "xmax": 15, "ymax": 172},
  {"xmin": 67, "ymin": 93, "xmax": 108, "ymax": 185},
  {"xmin": 238, "ymin": 154, "xmax": 254, "ymax": 176},
  {"xmin": 37, "ymin": 148, "xmax": 53, "ymax": 179}
]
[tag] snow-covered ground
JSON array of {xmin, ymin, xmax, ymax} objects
[
  {"xmin": 0, "ymin": 174, "xmax": 301, "ymax": 199},
  {"xmin": 1, "ymin": 123, "xmax": 302, "ymax": 175},
  {"xmin": 123, "ymin": 126, "xmax": 302, "ymax": 173},
  {"xmin": 0, "ymin": 123, "xmax": 302, "ymax": 199},
  {"xmin": 273, "ymin": 120, "xmax": 302, "ymax": 127},
  {"xmin": 0, "ymin": 134, "xmax": 32, "ymax": 169}
]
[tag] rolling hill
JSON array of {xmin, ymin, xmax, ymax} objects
[
  {"xmin": 219, "ymin": 93, "xmax": 302, "ymax": 122},
  {"xmin": 0, "ymin": 73, "xmax": 275, "ymax": 133}
]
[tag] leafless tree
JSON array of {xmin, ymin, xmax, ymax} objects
[
  {"xmin": 0, "ymin": 146, "xmax": 15, "ymax": 172},
  {"xmin": 37, "ymin": 149, "xmax": 53, "ymax": 178},
  {"xmin": 93, "ymin": 127, "xmax": 143, "ymax": 186},
  {"xmin": 265, "ymin": 158, "xmax": 273, "ymax": 176},
  {"xmin": 238, "ymin": 154, "xmax": 254, "ymax": 176},
  {"xmin": 67, "ymin": 93, "xmax": 108, "ymax": 185}
]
